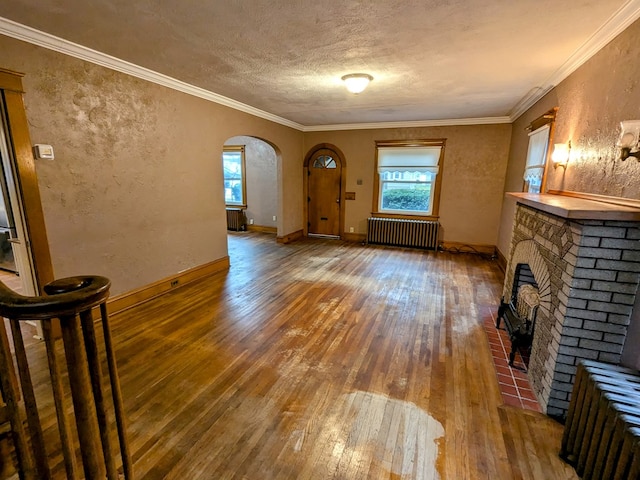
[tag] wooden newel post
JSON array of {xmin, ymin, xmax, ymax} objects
[{"xmin": 0, "ymin": 275, "xmax": 133, "ymax": 479}]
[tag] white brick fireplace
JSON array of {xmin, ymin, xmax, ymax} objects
[{"xmin": 503, "ymin": 193, "xmax": 640, "ymax": 418}]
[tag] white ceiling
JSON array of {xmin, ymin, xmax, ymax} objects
[{"xmin": 1, "ymin": 0, "xmax": 639, "ymax": 130}]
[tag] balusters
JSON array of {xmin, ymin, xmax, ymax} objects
[{"xmin": 0, "ymin": 275, "xmax": 133, "ymax": 479}]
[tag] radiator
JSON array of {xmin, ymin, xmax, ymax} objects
[
  {"xmin": 366, "ymin": 217, "xmax": 439, "ymax": 250},
  {"xmin": 560, "ymin": 360, "xmax": 640, "ymax": 479},
  {"xmin": 226, "ymin": 208, "xmax": 245, "ymax": 231}
]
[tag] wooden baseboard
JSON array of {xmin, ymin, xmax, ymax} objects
[
  {"xmin": 342, "ymin": 232, "xmax": 366, "ymax": 243},
  {"xmin": 495, "ymin": 249, "xmax": 507, "ymax": 273},
  {"xmin": 104, "ymin": 257, "xmax": 230, "ymax": 317},
  {"xmin": 277, "ymin": 229, "xmax": 303, "ymax": 244},
  {"xmin": 247, "ymin": 225, "xmax": 277, "ymax": 234},
  {"xmin": 439, "ymin": 241, "xmax": 497, "ymax": 257}
]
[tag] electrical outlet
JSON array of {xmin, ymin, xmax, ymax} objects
[
  {"xmin": 273, "ymin": 215, "xmax": 277, "ymax": 221},
  {"xmin": 349, "ymin": 227, "xmax": 354, "ymax": 233},
  {"xmin": 249, "ymin": 219, "xmax": 254, "ymax": 225},
  {"xmin": 171, "ymin": 280, "xmax": 179, "ymax": 287}
]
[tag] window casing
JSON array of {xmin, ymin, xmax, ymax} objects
[
  {"xmin": 223, "ymin": 145, "xmax": 246, "ymax": 206},
  {"xmin": 373, "ymin": 140, "xmax": 445, "ymax": 218}
]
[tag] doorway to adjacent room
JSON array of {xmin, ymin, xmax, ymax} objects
[{"xmin": 0, "ymin": 95, "xmax": 37, "ymax": 298}]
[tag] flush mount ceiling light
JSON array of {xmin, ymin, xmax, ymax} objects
[{"xmin": 341, "ymin": 73, "xmax": 373, "ymax": 94}]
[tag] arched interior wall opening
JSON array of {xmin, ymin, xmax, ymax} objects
[{"xmin": 223, "ymin": 135, "xmax": 281, "ymax": 236}]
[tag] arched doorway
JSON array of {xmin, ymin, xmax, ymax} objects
[
  {"xmin": 304, "ymin": 144, "xmax": 347, "ymax": 238},
  {"xmin": 223, "ymin": 135, "xmax": 280, "ymax": 236}
]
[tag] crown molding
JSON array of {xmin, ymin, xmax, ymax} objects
[
  {"xmin": 0, "ymin": 16, "xmax": 306, "ymax": 131},
  {"xmin": 302, "ymin": 116, "xmax": 512, "ymax": 132},
  {"xmin": 5, "ymin": 3, "xmax": 640, "ymax": 133},
  {"xmin": 510, "ymin": 0, "xmax": 640, "ymax": 121},
  {"xmin": 0, "ymin": 17, "xmax": 513, "ymax": 132}
]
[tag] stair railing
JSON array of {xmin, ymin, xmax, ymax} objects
[{"xmin": 0, "ymin": 275, "xmax": 132, "ymax": 479}]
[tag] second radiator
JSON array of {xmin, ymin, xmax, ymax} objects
[{"xmin": 366, "ymin": 217, "xmax": 439, "ymax": 250}]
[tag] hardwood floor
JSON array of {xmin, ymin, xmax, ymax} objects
[
  {"xmin": 0, "ymin": 270, "xmax": 22, "ymax": 294},
  {"xmin": 20, "ymin": 232, "xmax": 576, "ymax": 479}
]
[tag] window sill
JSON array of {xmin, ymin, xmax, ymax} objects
[
  {"xmin": 371, "ymin": 212, "xmax": 439, "ymax": 221},
  {"xmin": 226, "ymin": 205, "xmax": 247, "ymax": 209}
]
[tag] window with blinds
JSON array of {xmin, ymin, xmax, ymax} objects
[
  {"xmin": 523, "ymin": 124, "xmax": 551, "ymax": 193},
  {"xmin": 374, "ymin": 141, "xmax": 445, "ymax": 217}
]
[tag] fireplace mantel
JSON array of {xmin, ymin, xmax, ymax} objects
[{"xmin": 507, "ymin": 192, "xmax": 640, "ymax": 221}]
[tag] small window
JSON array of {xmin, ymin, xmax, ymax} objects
[
  {"xmin": 523, "ymin": 108, "xmax": 557, "ymax": 193},
  {"xmin": 523, "ymin": 124, "xmax": 550, "ymax": 194},
  {"xmin": 374, "ymin": 140, "xmax": 445, "ymax": 217},
  {"xmin": 223, "ymin": 145, "xmax": 246, "ymax": 206},
  {"xmin": 313, "ymin": 155, "xmax": 336, "ymax": 169}
]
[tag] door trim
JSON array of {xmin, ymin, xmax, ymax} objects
[
  {"xmin": 0, "ymin": 68, "xmax": 54, "ymax": 292},
  {"xmin": 303, "ymin": 143, "xmax": 347, "ymax": 238}
]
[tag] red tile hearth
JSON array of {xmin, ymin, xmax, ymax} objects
[{"xmin": 482, "ymin": 315, "xmax": 542, "ymax": 413}]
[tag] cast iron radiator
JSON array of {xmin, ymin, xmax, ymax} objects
[
  {"xmin": 560, "ymin": 360, "xmax": 640, "ymax": 479},
  {"xmin": 366, "ymin": 217, "xmax": 439, "ymax": 250},
  {"xmin": 226, "ymin": 208, "xmax": 245, "ymax": 231}
]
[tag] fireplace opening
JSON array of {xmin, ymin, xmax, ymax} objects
[
  {"xmin": 498, "ymin": 263, "xmax": 540, "ymax": 369},
  {"xmin": 512, "ymin": 264, "xmax": 538, "ymax": 299}
]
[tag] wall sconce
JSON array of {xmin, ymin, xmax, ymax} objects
[
  {"xmin": 617, "ymin": 120, "xmax": 640, "ymax": 161},
  {"xmin": 552, "ymin": 141, "xmax": 571, "ymax": 169}
]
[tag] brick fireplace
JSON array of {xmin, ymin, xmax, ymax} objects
[{"xmin": 502, "ymin": 193, "xmax": 640, "ymax": 418}]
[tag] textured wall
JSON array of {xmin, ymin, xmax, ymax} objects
[
  {"xmin": 304, "ymin": 124, "xmax": 512, "ymax": 246},
  {"xmin": 0, "ymin": 35, "xmax": 303, "ymax": 295},
  {"xmin": 225, "ymin": 136, "xmax": 278, "ymax": 228},
  {"xmin": 498, "ymin": 16, "xmax": 640, "ymax": 257},
  {"xmin": 546, "ymin": 18, "xmax": 640, "ymax": 197}
]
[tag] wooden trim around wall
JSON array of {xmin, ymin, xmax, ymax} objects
[
  {"xmin": 0, "ymin": 68, "xmax": 25, "ymax": 93},
  {"xmin": 548, "ymin": 189, "xmax": 640, "ymax": 209},
  {"xmin": 101, "ymin": 257, "xmax": 230, "ymax": 318},
  {"xmin": 277, "ymin": 229, "xmax": 304, "ymax": 244},
  {"xmin": 0, "ymin": 69, "xmax": 54, "ymax": 292},
  {"xmin": 247, "ymin": 225, "xmax": 277, "ymax": 234},
  {"xmin": 438, "ymin": 241, "xmax": 497, "ymax": 257}
]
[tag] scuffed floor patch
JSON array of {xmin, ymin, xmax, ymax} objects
[{"xmin": 289, "ymin": 390, "xmax": 444, "ymax": 479}]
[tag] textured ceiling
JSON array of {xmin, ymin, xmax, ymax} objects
[{"xmin": 0, "ymin": 0, "xmax": 636, "ymax": 127}]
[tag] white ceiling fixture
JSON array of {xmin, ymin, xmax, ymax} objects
[{"xmin": 341, "ymin": 74, "xmax": 373, "ymax": 94}]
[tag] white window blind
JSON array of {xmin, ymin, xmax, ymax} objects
[
  {"xmin": 523, "ymin": 124, "xmax": 550, "ymax": 192},
  {"xmin": 377, "ymin": 147, "xmax": 441, "ymax": 174}
]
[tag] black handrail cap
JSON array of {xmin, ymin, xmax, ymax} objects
[{"xmin": 44, "ymin": 277, "xmax": 91, "ymax": 295}]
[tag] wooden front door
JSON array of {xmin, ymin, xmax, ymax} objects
[{"xmin": 307, "ymin": 149, "xmax": 341, "ymax": 236}]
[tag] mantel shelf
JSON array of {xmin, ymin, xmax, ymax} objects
[{"xmin": 506, "ymin": 192, "xmax": 640, "ymax": 221}]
